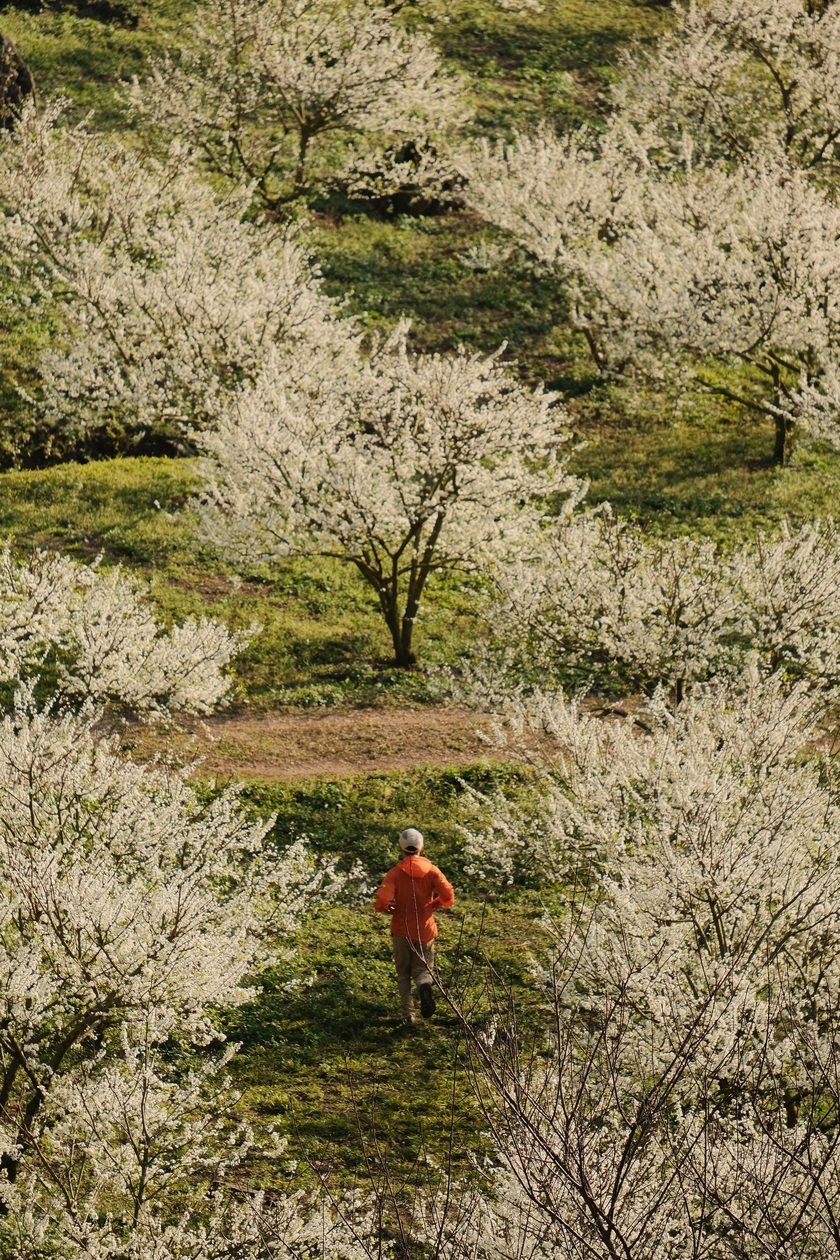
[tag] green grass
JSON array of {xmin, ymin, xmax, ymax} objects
[
  {"xmin": 431, "ymin": 0, "xmax": 671, "ymax": 137},
  {"xmin": 570, "ymin": 412, "xmax": 840, "ymax": 544},
  {"xmin": 0, "ymin": 457, "xmax": 486, "ymax": 706},
  {"xmin": 0, "ymin": 0, "xmax": 195, "ymax": 126},
  {"xmin": 312, "ymin": 214, "xmax": 583, "ymax": 380},
  {"xmin": 3, "ymin": 436, "xmax": 840, "ymax": 711},
  {"xmin": 226, "ymin": 764, "xmax": 553, "ymax": 1192}
]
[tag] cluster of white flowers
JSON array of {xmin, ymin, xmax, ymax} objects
[
  {"xmin": 197, "ymin": 324, "xmax": 583, "ymax": 665},
  {"xmin": 0, "ymin": 103, "xmax": 355, "ymax": 447},
  {"xmin": 0, "ymin": 693, "xmax": 342, "ymax": 1257},
  {"xmin": 495, "ymin": 0, "xmax": 544, "ymax": 12},
  {"xmin": 487, "ymin": 510, "xmax": 840, "ymax": 699},
  {"xmin": 130, "ymin": 0, "xmax": 464, "ymax": 199},
  {"xmin": 452, "ymin": 676, "xmax": 840, "ymax": 1255},
  {"xmin": 336, "ymin": 136, "xmax": 466, "ymax": 215},
  {"xmin": 615, "ymin": 0, "xmax": 840, "ymax": 176},
  {"xmin": 0, "ymin": 533, "xmax": 362, "ymax": 1255},
  {"xmin": 462, "ymin": 0, "xmax": 840, "ymax": 464},
  {"xmin": 0, "ymin": 544, "xmax": 245, "ymax": 716}
]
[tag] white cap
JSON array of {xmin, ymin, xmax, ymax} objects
[{"xmin": 398, "ymin": 828, "xmax": 424, "ymax": 854}]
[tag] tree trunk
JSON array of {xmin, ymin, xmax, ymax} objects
[
  {"xmin": 773, "ymin": 411, "xmax": 793, "ymax": 466},
  {"xmin": 383, "ymin": 594, "xmax": 416, "ymax": 667},
  {"xmin": 353, "ymin": 563, "xmax": 415, "ymax": 668},
  {"xmin": 294, "ymin": 127, "xmax": 312, "ymax": 190},
  {"xmin": 0, "ymin": 33, "xmax": 35, "ymax": 129},
  {"xmin": 353, "ymin": 516, "xmax": 445, "ymax": 668},
  {"xmin": 395, "ymin": 516, "xmax": 444, "ymax": 668},
  {"xmin": 396, "ymin": 616, "xmax": 417, "ymax": 667},
  {"xmin": 771, "ymin": 364, "xmax": 793, "ymax": 466}
]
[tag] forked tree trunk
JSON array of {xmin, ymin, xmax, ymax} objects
[
  {"xmin": 354, "ymin": 515, "xmax": 445, "ymax": 668},
  {"xmin": 380, "ymin": 589, "xmax": 417, "ymax": 667}
]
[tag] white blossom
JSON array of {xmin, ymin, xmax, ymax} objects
[
  {"xmin": 0, "ymin": 103, "xmax": 354, "ymax": 445},
  {"xmin": 0, "ymin": 545, "xmax": 244, "ymax": 716},
  {"xmin": 197, "ymin": 326, "xmax": 584, "ymax": 665},
  {"xmin": 615, "ymin": 0, "xmax": 840, "ymax": 176},
  {"xmin": 0, "ymin": 693, "xmax": 333, "ymax": 1256},
  {"xmin": 465, "ymin": 131, "xmax": 840, "ymax": 462},
  {"xmin": 453, "ymin": 675, "xmax": 840, "ymax": 1257},
  {"xmin": 495, "ymin": 0, "xmax": 543, "ymax": 11},
  {"xmin": 130, "ymin": 0, "xmax": 464, "ymax": 198},
  {"xmin": 486, "ymin": 509, "xmax": 840, "ymax": 700},
  {"xmin": 336, "ymin": 135, "xmax": 466, "ymax": 214}
]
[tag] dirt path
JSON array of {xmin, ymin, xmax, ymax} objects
[{"xmin": 127, "ymin": 707, "xmax": 501, "ymax": 779}]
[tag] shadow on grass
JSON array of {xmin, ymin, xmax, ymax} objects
[{"xmin": 228, "ymin": 905, "xmax": 485, "ymax": 1186}]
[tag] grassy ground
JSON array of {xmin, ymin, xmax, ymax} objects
[
  {"xmin": 1, "ymin": 0, "xmax": 668, "ymax": 131},
  {"xmin": 0, "ymin": 457, "xmax": 489, "ymax": 706},
  {"xmin": 2, "ymin": 435, "xmax": 840, "ymax": 713},
  {"xmin": 431, "ymin": 0, "xmax": 670, "ymax": 136},
  {"xmin": 226, "ymin": 764, "xmax": 553, "ymax": 1193},
  {"xmin": 3, "ymin": 439, "xmax": 839, "ymax": 716}
]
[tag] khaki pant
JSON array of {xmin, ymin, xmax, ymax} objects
[{"xmin": 391, "ymin": 935, "xmax": 435, "ymax": 1019}]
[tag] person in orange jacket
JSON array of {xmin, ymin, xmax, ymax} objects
[{"xmin": 373, "ymin": 827, "xmax": 455, "ymax": 1024}]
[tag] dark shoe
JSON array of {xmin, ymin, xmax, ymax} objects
[{"xmin": 419, "ymin": 983, "xmax": 436, "ymax": 1018}]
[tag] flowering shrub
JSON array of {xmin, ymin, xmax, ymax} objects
[
  {"xmin": 130, "ymin": 0, "xmax": 463, "ymax": 200},
  {"xmin": 462, "ymin": 0, "xmax": 840, "ymax": 464},
  {"xmin": 0, "ymin": 545, "xmax": 244, "ymax": 716},
  {"xmin": 488, "ymin": 510, "xmax": 840, "ymax": 700},
  {"xmin": 330, "ymin": 136, "xmax": 467, "ymax": 216}
]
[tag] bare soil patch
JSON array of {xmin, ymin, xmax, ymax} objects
[{"xmin": 124, "ymin": 707, "xmax": 501, "ymax": 779}]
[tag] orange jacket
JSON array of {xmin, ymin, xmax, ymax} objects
[{"xmin": 373, "ymin": 855, "xmax": 455, "ymax": 943}]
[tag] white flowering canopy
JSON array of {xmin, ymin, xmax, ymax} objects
[
  {"xmin": 0, "ymin": 103, "xmax": 355, "ymax": 449},
  {"xmin": 482, "ymin": 510, "xmax": 840, "ymax": 703},
  {"xmin": 461, "ymin": 1, "xmax": 840, "ymax": 463},
  {"xmin": 453, "ymin": 676, "xmax": 840, "ymax": 1257},
  {"xmin": 615, "ymin": 0, "xmax": 840, "ymax": 176},
  {"xmin": 0, "ymin": 696, "xmax": 336, "ymax": 1257},
  {"xmin": 465, "ymin": 137, "xmax": 840, "ymax": 461},
  {"xmin": 0, "ymin": 545, "xmax": 244, "ymax": 717},
  {"xmin": 0, "ymin": 544, "xmax": 347, "ymax": 1255},
  {"xmin": 198, "ymin": 327, "xmax": 583, "ymax": 665},
  {"xmin": 131, "ymin": 0, "xmax": 464, "ymax": 197}
]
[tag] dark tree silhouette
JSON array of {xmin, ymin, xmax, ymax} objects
[{"xmin": 0, "ymin": 34, "xmax": 35, "ymax": 129}]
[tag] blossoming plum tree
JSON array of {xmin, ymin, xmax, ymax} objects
[
  {"xmin": 454, "ymin": 676, "xmax": 840, "ymax": 1257},
  {"xmin": 0, "ymin": 545, "xmax": 245, "ymax": 716},
  {"xmin": 487, "ymin": 510, "xmax": 840, "ymax": 701},
  {"xmin": 0, "ymin": 696, "xmax": 334, "ymax": 1257},
  {"xmin": 462, "ymin": 1, "xmax": 840, "ymax": 464},
  {"xmin": 0, "ymin": 104, "xmax": 353, "ymax": 455},
  {"xmin": 197, "ymin": 328, "xmax": 582, "ymax": 667},
  {"xmin": 131, "ymin": 0, "xmax": 462, "ymax": 200}
]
